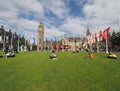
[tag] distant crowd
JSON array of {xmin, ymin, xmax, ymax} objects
[{"xmin": 0, "ymin": 45, "xmax": 119, "ymax": 60}]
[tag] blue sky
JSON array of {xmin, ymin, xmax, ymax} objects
[{"xmin": 0, "ymin": 0, "xmax": 120, "ymax": 43}]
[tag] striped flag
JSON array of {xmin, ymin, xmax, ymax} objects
[
  {"xmin": 87, "ymin": 35, "xmax": 91, "ymax": 44},
  {"xmin": 26, "ymin": 36, "xmax": 30, "ymax": 44},
  {"xmin": 0, "ymin": 35, "xmax": 2, "ymax": 42},
  {"xmin": 97, "ymin": 30, "xmax": 103, "ymax": 41},
  {"xmin": 103, "ymin": 27, "xmax": 110, "ymax": 40},
  {"xmin": 90, "ymin": 34, "xmax": 95, "ymax": 43}
]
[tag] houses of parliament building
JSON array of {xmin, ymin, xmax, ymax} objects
[{"xmin": 37, "ymin": 22, "xmax": 90, "ymax": 51}]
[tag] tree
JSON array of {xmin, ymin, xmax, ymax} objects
[
  {"xmin": 111, "ymin": 31, "xmax": 120, "ymax": 48},
  {"xmin": 19, "ymin": 35, "xmax": 25, "ymax": 46}
]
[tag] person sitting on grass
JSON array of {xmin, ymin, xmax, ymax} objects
[
  {"xmin": 89, "ymin": 52, "xmax": 94, "ymax": 59},
  {"xmin": 73, "ymin": 48, "xmax": 79, "ymax": 53},
  {"xmin": 50, "ymin": 50, "xmax": 57, "ymax": 60},
  {"xmin": 84, "ymin": 52, "xmax": 94, "ymax": 59},
  {"xmin": 108, "ymin": 52, "xmax": 118, "ymax": 59}
]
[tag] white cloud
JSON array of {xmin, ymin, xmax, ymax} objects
[
  {"xmin": 42, "ymin": 0, "xmax": 69, "ymax": 18},
  {"xmin": 61, "ymin": 17, "xmax": 87, "ymax": 36},
  {"xmin": 0, "ymin": 0, "xmax": 120, "ymax": 44},
  {"xmin": 83, "ymin": 0, "xmax": 120, "ymax": 33},
  {"xmin": 17, "ymin": 18, "xmax": 38, "ymax": 31},
  {"xmin": 44, "ymin": 26, "xmax": 65, "ymax": 40},
  {"xmin": 0, "ymin": 11, "xmax": 18, "ymax": 22}
]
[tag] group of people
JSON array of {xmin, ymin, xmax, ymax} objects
[
  {"xmin": 1, "ymin": 45, "xmax": 119, "ymax": 59},
  {"xmin": 49, "ymin": 50, "xmax": 118, "ymax": 60},
  {"xmin": 49, "ymin": 50, "xmax": 95, "ymax": 60}
]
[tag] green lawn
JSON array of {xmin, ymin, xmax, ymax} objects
[{"xmin": 0, "ymin": 51, "xmax": 120, "ymax": 91}]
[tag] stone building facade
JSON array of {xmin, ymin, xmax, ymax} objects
[{"xmin": 61, "ymin": 37, "xmax": 88, "ymax": 51}]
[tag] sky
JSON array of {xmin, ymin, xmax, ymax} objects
[{"xmin": 0, "ymin": 0, "xmax": 120, "ymax": 43}]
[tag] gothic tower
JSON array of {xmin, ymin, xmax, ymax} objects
[
  {"xmin": 86, "ymin": 28, "xmax": 91, "ymax": 36},
  {"xmin": 38, "ymin": 22, "xmax": 44, "ymax": 50}
]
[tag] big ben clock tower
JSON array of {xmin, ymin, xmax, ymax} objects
[{"xmin": 38, "ymin": 22, "xmax": 44, "ymax": 50}]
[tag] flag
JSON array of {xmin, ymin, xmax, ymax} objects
[
  {"xmin": 6, "ymin": 36, "xmax": 9, "ymax": 43},
  {"xmin": 27, "ymin": 38, "xmax": 30, "ymax": 44},
  {"xmin": 87, "ymin": 35, "xmax": 91, "ymax": 44},
  {"xmin": 51, "ymin": 39, "xmax": 53, "ymax": 45},
  {"xmin": 103, "ymin": 27, "xmax": 110, "ymax": 40},
  {"xmin": 26, "ymin": 36, "xmax": 30, "ymax": 44},
  {"xmin": 33, "ymin": 37, "xmax": 35, "ymax": 44},
  {"xmin": 0, "ymin": 35, "xmax": 2, "ymax": 42},
  {"xmin": 97, "ymin": 30, "xmax": 103, "ymax": 41},
  {"xmin": 90, "ymin": 34, "xmax": 95, "ymax": 43}
]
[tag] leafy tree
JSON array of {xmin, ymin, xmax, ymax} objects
[
  {"xmin": 111, "ymin": 31, "xmax": 120, "ymax": 47},
  {"xmin": 19, "ymin": 35, "xmax": 25, "ymax": 46}
]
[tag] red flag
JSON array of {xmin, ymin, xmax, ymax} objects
[
  {"xmin": 27, "ymin": 39, "xmax": 30, "ymax": 44},
  {"xmin": 103, "ymin": 27, "xmax": 110, "ymax": 40},
  {"xmin": 97, "ymin": 30, "xmax": 103, "ymax": 41},
  {"xmin": 26, "ymin": 36, "xmax": 30, "ymax": 44},
  {"xmin": 91, "ymin": 34, "xmax": 95, "ymax": 43}
]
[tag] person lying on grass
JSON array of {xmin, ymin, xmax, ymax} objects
[
  {"xmin": 6, "ymin": 50, "xmax": 15, "ymax": 58},
  {"xmin": 108, "ymin": 52, "xmax": 118, "ymax": 59}
]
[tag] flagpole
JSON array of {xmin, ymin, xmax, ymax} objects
[
  {"xmin": 90, "ymin": 35, "xmax": 92, "ymax": 52},
  {"xmin": 11, "ymin": 33, "xmax": 13, "ymax": 50},
  {"xmin": 103, "ymin": 27, "xmax": 110, "ymax": 53},
  {"xmin": 51, "ymin": 40, "xmax": 52, "ymax": 51},
  {"xmin": 37, "ymin": 41, "xmax": 39, "ymax": 51},
  {"xmin": 17, "ymin": 34, "xmax": 20, "ymax": 52},
  {"xmin": 97, "ymin": 41, "xmax": 99, "ymax": 52},
  {"xmin": 25, "ymin": 38, "xmax": 27, "ymax": 51},
  {"xmin": 95, "ymin": 33, "xmax": 99, "ymax": 52},
  {"xmin": 43, "ymin": 40, "xmax": 45, "ymax": 52},
  {"xmin": 90, "ymin": 42, "xmax": 92, "ymax": 52},
  {"xmin": 106, "ymin": 39, "xmax": 108, "ymax": 53},
  {"xmin": 46, "ymin": 39, "xmax": 47, "ymax": 51}
]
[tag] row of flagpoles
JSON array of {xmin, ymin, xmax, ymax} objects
[
  {"xmin": 40, "ymin": 26, "xmax": 111, "ymax": 52},
  {"xmin": 87, "ymin": 26, "xmax": 110, "ymax": 53},
  {"xmin": 0, "ymin": 26, "xmax": 110, "ymax": 53},
  {"xmin": 0, "ymin": 33, "xmax": 32, "ymax": 52}
]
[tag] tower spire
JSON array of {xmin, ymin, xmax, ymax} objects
[{"xmin": 37, "ymin": 17, "xmax": 44, "ymax": 51}]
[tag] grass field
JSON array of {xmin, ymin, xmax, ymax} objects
[{"xmin": 0, "ymin": 51, "xmax": 120, "ymax": 91}]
